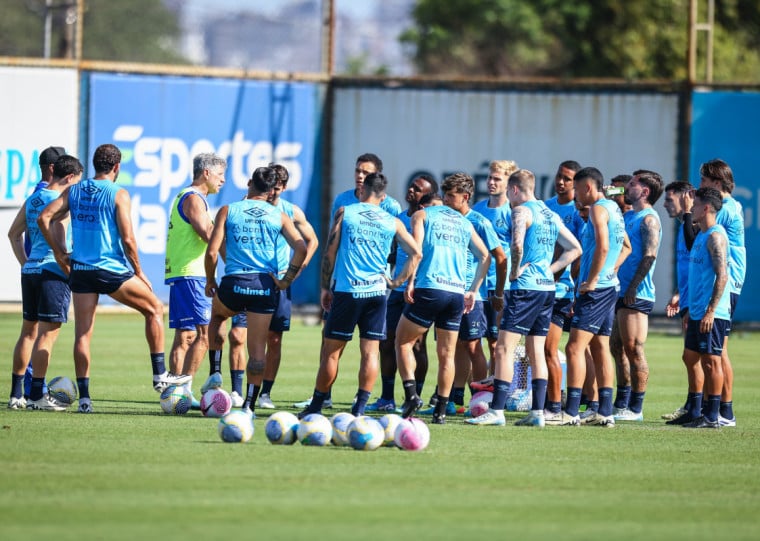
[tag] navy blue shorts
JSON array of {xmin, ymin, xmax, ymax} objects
[
  {"xmin": 550, "ymin": 296, "xmax": 574, "ymax": 331},
  {"xmin": 323, "ymin": 291, "xmax": 387, "ymax": 341},
  {"xmin": 402, "ymin": 288, "xmax": 464, "ymax": 332},
  {"xmin": 168, "ymin": 278, "xmax": 211, "ymax": 330},
  {"xmin": 217, "ymin": 273, "xmax": 277, "ymax": 315},
  {"xmin": 21, "ymin": 270, "xmax": 70, "ymax": 323},
  {"xmin": 69, "ymin": 263, "xmax": 133, "ymax": 295},
  {"xmin": 385, "ymin": 290, "xmax": 406, "ymax": 332},
  {"xmin": 229, "ymin": 287, "xmax": 292, "ymax": 331},
  {"xmin": 484, "ymin": 289, "xmax": 504, "ymax": 340},
  {"xmin": 571, "ymin": 286, "xmax": 618, "ymax": 336},
  {"xmin": 684, "ymin": 318, "xmax": 730, "ymax": 355},
  {"xmin": 501, "ymin": 289, "xmax": 554, "ymax": 336},
  {"xmin": 616, "ymin": 297, "xmax": 654, "ymax": 315},
  {"xmin": 458, "ymin": 300, "xmax": 486, "ymax": 340}
]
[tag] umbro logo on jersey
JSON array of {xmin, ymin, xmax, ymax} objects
[
  {"xmin": 30, "ymin": 196, "xmax": 45, "ymax": 208},
  {"xmin": 243, "ymin": 206, "xmax": 269, "ymax": 218},
  {"xmin": 80, "ymin": 183, "xmax": 101, "ymax": 195},
  {"xmin": 358, "ymin": 209, "xmax": 387, "ymax": 222}
]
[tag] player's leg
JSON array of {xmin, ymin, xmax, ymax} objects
[
  {"xmin": 26, "ymin": 322, "xmax": 65, "ymax": 410},
  {"xmin": 353, "ymin": 338, "xmax": 380, "ymax": 416},
  {"xmin": 395, "ymin": 314, "xmax": 429, "ymax": 417},
  {"xmin": 666, "ymin": 347, "xmax": 703, "ymax": 425},
  {"xmin": 431, "ymin": 328, "xmax": 458, "ymax": 424},
  {"xmin": 71, "ymin": 292, "xmax": 98, "ymax": 411},
  {"xmin": 241, "ymin": 310, "xmax": 274, "ymax": 414},
  {"xmin": 259, "ymin": 287, "xmax": 291, "ymax": 409},
  {"xmin": 610, "ymin": 310, "xmax": 631, "ymax": 413},
  {"xmin": 615, "ymin": 308, "xmax": 649, "ymax": 420},
  {"xmin": 413, "ymin": 331, "xmax": 429, "ymax": 396},
  {"xmin": 563, "ymin": 327, "xmax": 594, "ymax": 421},
  {"xmin": 586, "ymin": 334, "xmax": 616, "ymax": 426},
  {"xmin": 9, "ymin": 319, "xmax": 37, "ymax": 408},
  {"xmin": 224, "ymin": 318, "xmax": 246, "ymax": 405}
]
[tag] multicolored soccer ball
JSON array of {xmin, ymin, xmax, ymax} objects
[
  {"xmin": 47, "ymin": 376, "xmax": 77, "ymax": 406},
  {"xmin": 347, "ymin": 416, "xmax": 385, "ymax": 451},
  {"xmin": 297, "ymin": 413, "xmax": 332, "ymax": 446},
  {"xmin": 265, "ymin": 411, "xmax": 300, "ymax": 445},
  {"xmin": 218, "ymin": 410, "xmax": 254, "ymax": 443},
  {"xmin": 378, "ymin": 413, "xmax": 403, "ymax": 447},
  {"xmin": 469, "ymin": 391, "xmax": 493, "ymax": 418},
  {"xmin": 394, "ymin": 418, "xmax": 431, "ymax": 451},
  {"xmin": 159, "ymin": 385, "xmax": 193, "ymax": 415},
  {"xmin": 200, "ymin": 388, "xmax": 232, "ymax": 418},
  {"xmin": 330, "ymin": 412, "xmax": 355, "ymax": 446}
]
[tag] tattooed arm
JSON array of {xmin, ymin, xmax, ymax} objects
[
  {"xmin": 509, "ymin": 205, "xmax": 530, "ymax": 282},
  {"xmin": 623, "ymin": 214, "xmax": 661, "ymax": 305},
  {"xmin": 320, "ymin": 207, "xmax": 344, "ymax": 312},
  {"xmin": 701, "ymin": 230, "xmax": 729, "ymax": 333}
]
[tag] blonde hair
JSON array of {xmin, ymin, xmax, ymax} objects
[{"xmin": 490, "ymin": 160, "xmax": 519, "ymax": 176}]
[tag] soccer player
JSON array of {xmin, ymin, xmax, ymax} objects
[
  {"xmin": 610, "ymin": 170, "xmax": 663, "ymax": 422},
  {"xmin": 543, "ymin": 160, "xmax": 582, "ymax": 422},
  {"xmin": 560, "ymin": 167, "xmax": 630, "ymax": 427},
  {"xmin": 677, "ymin": 187, "xmax": 731, "ymax": 428},
  {"xmin": 222, "ymin": 163, "xmax": 319, "ymax": 409},
  {"xmin": 369, "ymin": 174, "xmax": 438, "ymax": 413},
  {"xmin": 298, "ymin": 172, "xmax": 421, "ymax": 419},
  {"xmin": 330, "ymin": 153, "xmax": 402, "ymax": 218},
  {"xmin": 204, "ymin": 166, "xmax": 307, "ymax": 417},
  {"xmin": 471, "ymin": 160, "xmax": 518, "ymax": 388},
  {"xmin": 396, "ymin": 173, "xmax": 491, "ymax": 424},
  {"xmin": 698, "ymin": 159, "xmax": 743, "ymax": 427},
  {"xmin": 608, "ymin": 174, "xmax": 633, "ymax": 215},
  {"xmin": 38, "ymin": 144, "xmax": 189, "ymax": 413},
  {"xmin": 467, "ymin": 169, "xmax": 581, "ymax": 427},
  {"xmin": 7, "ymin": 155, "xmax": 83, "ymax": 410},
  {"xmin": 165, "ymin": 153, "xmax": 227, "ymax": 407},
  {"xmin": 662, "ymin": 181, "xmax": 700, "ymax": 422}
]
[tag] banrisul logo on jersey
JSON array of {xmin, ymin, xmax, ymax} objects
[{"xmin": 88, "ymin": 73, "xmax": 319, "ymax": 302}]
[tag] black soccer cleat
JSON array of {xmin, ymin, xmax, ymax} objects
[
  {"xmin": 401, "ymin": 396, "xmax": 424, "ymax": 419},
  {"xmin": 682, "ymin": 416, "xmax": 720, "ymax": 429},
  {"xmin": 431, "ymin": 412, "xmax": 446, "ymax": 425},
  {"xmin": 665, "ymin": 413, "xmax": 700, "ymax": 426}
]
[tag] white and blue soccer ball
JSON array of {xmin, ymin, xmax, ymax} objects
[
  {"xmin": 159, "ymin": 385, "xmax": 193, "ymax": 415},
  {"xmin": 297, "ymin": 413, "xmax": 332, "ymax": 446},
  {"xmin": 200, "ymin": 388, "xmax": 232, "ymax": 418},
  {"xmin": 330, "ymin": 412, "xmax": 355, "ymax": 446},
  {"xmin": 265, "ymin": 411, "xmax": 300, "ymax": 445},
  {"xmin": 347, "ymin": 416, "xmax": 385, "ymax": 451},
  {"xmin": 218, "ymin": 410, "xmax": 254, "ymax": 443},
  {"xmin": 47, "ymin": 376, "xmax": 77, "ymax": 406},
  {"xmin": 378, "ymin": 413, "xmax": 403, "ymax": 447}
]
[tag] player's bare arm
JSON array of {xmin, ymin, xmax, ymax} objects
[
  {"xmin": 292, "ymin": 205, "xmax": 319, "ymax": 274},
  {"xmin": 509, "ymin": 205, "xmax": 530, "ymax": 282},
  {"xmin": 386, "ymin": 218, "xmax": 421, "ymax": 290},
  {"xmin": 466, "ymin": 231, "xmax": 491, "ymax": 313},
  {"xmin": 115, "ymin": 189, "xmax": 148, "ymax": 287},
  {"xmin": 183, "ymin": 192, "xmax": 214, "ymax": 242},
  {"xmin": 624, "ymin": 214, "xmax": 660, "ymax": 302},
  {"xmin": 404, "ymin": 209, "xmax": 426, "ymax": 304},
  {"xmin": 37, "ymin": 187, "xmax": 72, "ymax": 274},
  {"xmin": 271, "ymin": 213, "xmax": 307, "ymax": 291},
  {"xmin": 581, "ymin": 204, "xmax": 610, "ymax": 293},
  {"xmin": 550, "ymin": 224, "xmax": 582, "ymax": 276},
  {"xmin": 204, "ymin": 205, "xmax": 228, "ymax": 297},
  {"xmin": 702, "ymin": 231, "xmax": 729, "ymax": 333},
  {"xmin": 8, "ymin": 205, "xmax": 27, "ymax": 266}
]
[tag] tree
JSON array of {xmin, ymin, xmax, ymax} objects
[
  {"xmin": 400, "ymin": 0, "xmax": 760, "ymax": 82},
  {"xmin": 0, "ymin": 0, "xmax": 188, "ymax": 65}
]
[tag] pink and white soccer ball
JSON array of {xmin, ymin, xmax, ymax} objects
[
  {"xmin": 394, "ymin": 418, "xmax": 430, "ymax": 451},
  {"xmin": 469, "ymin": 391, "xmax": 493, "ymax": 418},
  {"xmin": 200, "ymin": 388, "xmax": 232, "ymax": 418}
]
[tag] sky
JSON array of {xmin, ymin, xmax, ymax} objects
[{"xmin": 182, "ymin": 0, "xmax": 377, "ymax": 24}]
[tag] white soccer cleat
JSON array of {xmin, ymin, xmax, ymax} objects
[
  {"xmin": 153, "ymin": 372, "xmax": 192, "ymax": 393},
  {"xmin": 613, "ymin": 408, "xmax": 644, "ymax": 422},
  {"xmin": 77, "ymin": 397, "xmax": 93, "ymax": 414},
  {"xmin": 718, "ymin": 415, "xmax": 736, "ymax": 427},
  {"xmin": 661, "ymin": 406, "xmax": 687, "ymax": 421},
  {"xmin": 200, "ymin": 372, "xmax": 223, "ymax": 394},
  {"xmin": 7, "ymin": 396, "xmax": 27, "ymax": 410},
  {"xmin": 293, "ymin": 396, "xmax": 333, "ymax": 409},
  {"xmin": 556, "ymin": 411, "xmax": 581, "ymax": 426},
  {"xmin": 27, "ymin": 394, "xmax": 67, "ymax": 412},
  {"xmin": 465, "ymin": 408, "xmax": 506, "ymax": 426},
  {"xmin": 581, "ymin": 411, "xmax": 615, "ymax": 427},
  {"xmin": 543, "ymin": 409, "xmax": 564, "ymax": 425},
  {"xmin": 514, "ymin": 410, "xmax": 545, "ymax": 427},
  {"xmin": 229, "ymin": 391, "xmax": 244, "ymax": 408},
  {"xmin": 257, "ymin": 393, "xmax": 275, "ymax": 409}
]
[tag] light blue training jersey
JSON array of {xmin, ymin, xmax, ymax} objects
[
  {"xmin": 512, "ymin": 200, "xmax": 562, "ymax": 292},
  {"xmin": 273, "ymin": 198, "xmax": 296, "ymax": 277},
  {"xmin": 578, "ymin": 198, "xmax": 626, "ymax": 289},
  {"xmin": 471, "ymin": 199, "xmax": 511, "ymax": 292},
  {"xmin": 23, "ymin": 188, "xmax": 70, "ymax": 278},
  {"xmin": 716, "ymin": 196, "xmax": 746, "ymax": 295},
  {"xmin": 331, "ymin": 189, "xmax": 402, "ymax": 219},
  {"xmin": 545, "ymin": 196, "xmax": 579, "ymax": 300},
  {"xmin": 224, "ymin": 199, "xmax": 282, "ymax": 276},
  {"xmin": 391, "ymin": 210, "xmax": 414, "ymax": 292},
  {"xmin": 464, "ymin": 209, "xmax": 500, "ymax": 301},
  {"xmin": 618, "ymin": 207, "xmax": 661, "ymax": 302},
  {"xmin": 676, "ymin": 223, "xmax": 690, "ymax": 311},
  {"xmin": 333, "ymin": 202, "xmax": 396, "ymax": 295},
  {"xmin": 69, "ymin": 179, "xmax": 129, "ymax": 274},
  {"xmin": 414, "ymin": 205, "xmax": 475, "ymax": 294},
  {"xmin": 688, "ymin": 224, "xmax": 731, "ymax": 321}
]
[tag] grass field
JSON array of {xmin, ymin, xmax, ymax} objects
[{"xmin": 1, "ymin": 311, "xmax": 759, "ymax": 540}]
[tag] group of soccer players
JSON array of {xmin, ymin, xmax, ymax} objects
[{"xmin": 7, "ymin": 145, "xmax": 744, "ymax": 429}]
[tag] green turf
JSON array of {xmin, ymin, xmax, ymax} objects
[{"xmin": 1, "ymin": 312, "xmax": 759, "ymax": 540}]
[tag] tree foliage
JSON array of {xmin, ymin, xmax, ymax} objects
[
  {"xmin": 401, "ymin": 0, "xmax": 760, "ymax": 82},
  {"xmin": 0, "ymin": 0, "xmax": 188, "ymax": 65}
]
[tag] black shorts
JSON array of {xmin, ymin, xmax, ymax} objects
[
  {"xmin": 69, "ymin": 265, "xmax": 133, "ymax": 295},
  {"xmin": 21, "ymin": 270, "xmax": 70, "ymax": 323}
]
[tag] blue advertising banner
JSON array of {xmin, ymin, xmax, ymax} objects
[
  {"xmin": 690, "ymin": 90, "xmax": 760, "ymax": 322},
  {"xmin": 87, "ymin": 73, "xmax": 321, "ymax": 304}
]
